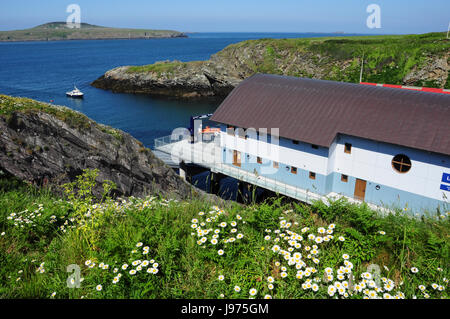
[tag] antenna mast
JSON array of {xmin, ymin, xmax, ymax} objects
[{"xmin": 359, "ymin": 52, "xmax": 365, "ymax": 83}]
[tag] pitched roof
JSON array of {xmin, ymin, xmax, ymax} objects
[{"xmin": 210, "ymin": 73, "xmax": 450, "ymax": 156}]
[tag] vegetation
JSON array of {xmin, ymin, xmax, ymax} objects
[
  {"xmin": 236, "ymin": 32, "xmax": 449, "ymax": 87},
  {"xmin": 0, "ymin": 95, "xmax": 92, "ymax": 129},
  {"xmin": 127, "ymin": 61, "xmax": 188, "ymax": 75},
  {"xmin": 0, "ymin": 95, "xmax": 123, "ymax": 143},
  {"xmin": 0, "ymin": 170, "xmax": 448, "ymax": 299},
  {"xmin": 0, "ymin": 22, "xmax": 186, "ymax": 42},
  {"xmin": 125, "ymin": 32, "xmax": 449, "ymax": 88}
]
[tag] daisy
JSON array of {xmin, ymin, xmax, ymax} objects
[
  {"xmin": 411, "ymin": 267, "xmax": 419, "ymax": 274},
  {"xmin": 218, "ymin": 250, "xmax": 224, "ymax": 256},
  {"xmin": 234, "ymin": 286, "xmax": 241, "ymax": 292},
  {"xmin": 267, "ymin": 276, "xmax": 274, "ymax": 283},
  {"xmin": 96, "ymin": 285, "xmax": 102, "ymax": 291},
  {"xmin": 249, "ymin": 288, "xmax": 257, "ymax": 296},
  {"xmin": 136, "ymin": 242, "xmax": 143, "ymax": 247},
  {"xmin": 328, "ymin": 285, "xmax": 336, "ymax": 296},
  {"xmin": 264, "ymin": 295, "xmax": 272, "ymax": 299},
  {"xmin": 218, "ymin": 275, "xmax": 224, "ymax": 281},
  {"xmin": 129, "ymin": 269, "xmax": 137, "ymax": 275},
  {"xmin": 268, "ymin": 283, "xmax": 274, "ymax": 290}
]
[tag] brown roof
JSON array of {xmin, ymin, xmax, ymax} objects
[{"xmin": 210, "ymin": 74, "xmax": 450, "ymax": 156}]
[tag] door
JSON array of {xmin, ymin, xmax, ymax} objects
[
  {"xmin": 233, "ymin": 150, "xmax": 241, "ymax": 167},
  {"xmin": 354, "ymin": 179, "xmax": 367, "ymax": 201}
]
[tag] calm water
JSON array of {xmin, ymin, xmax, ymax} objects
[{"xmin": 0, "ymin": 32, "xmax": 362, "ymax": 148}]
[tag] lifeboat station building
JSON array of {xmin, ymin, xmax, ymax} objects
[{"xmin": 157, "ymin": 74, "xmax": 450, "ymax": 214}]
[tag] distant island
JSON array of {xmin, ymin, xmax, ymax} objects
[{"xmin": 0, "ymin": 22, "xmax": 187, "ymax": 42}]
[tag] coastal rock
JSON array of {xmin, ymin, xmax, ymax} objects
[
  {"xmin": 0, "ymin": 95, "xmax": 197, "ymax": 200},
  {"xmin": 91, "ymin": 33, "xmax": 450, "ymax": 98}
]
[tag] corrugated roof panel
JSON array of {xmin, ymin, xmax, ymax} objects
[{"xmin": 210, "ymin": 74, "xmax": 450, "ymax": 156}]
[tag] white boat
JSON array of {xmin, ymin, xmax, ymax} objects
[{"xmin": 66, "ymin": 86, "xmax": 84, "ymax": 98}]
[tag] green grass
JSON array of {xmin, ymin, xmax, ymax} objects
[
  {"xmin": 124, "ymin": 32, "xmax": 449, "ymax": 88},
  {"xmin": 0, "ymin": 170, "xmax": 448, "ymax": 299},
  {"xmin": 126, "ymin": 61, "xmax": 187, "ymax": 75},
  {"xmin": 0, "ymin": 94, "xmax": 92, "ymax": 129}
]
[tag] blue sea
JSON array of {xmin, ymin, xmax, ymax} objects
[{"xmin": 0, "ymin": 32, "xmax": 363, "ymax": 148}]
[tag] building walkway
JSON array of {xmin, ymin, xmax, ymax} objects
[{"xmin": 154, "ymin": 134, "xmax": 390, "ymax": 213}]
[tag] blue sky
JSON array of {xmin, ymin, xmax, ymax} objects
[{"xmin": 0, "ymin": 0, "xmax": 448, "ymax": 34}]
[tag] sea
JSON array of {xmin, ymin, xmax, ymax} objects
[{"xmin": 0, "ymin": 32, "xmax": 364, "ymax": 149}]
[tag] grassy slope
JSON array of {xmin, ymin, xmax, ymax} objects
[
  {"xmin": 128, "ymin": 32, "xmax": 450, "ymax": 88},
  {"xmin": 0, "ymin": 22, "xmax": 185, "ymax": 41},
  {"xmin": 0, "ymin": 172, "xmax": 448, "ymax": 299}
]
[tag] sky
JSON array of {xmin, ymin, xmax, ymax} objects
[{"xmin": 0, "ymin": 0, "xmax": 449, "ymax": 34}]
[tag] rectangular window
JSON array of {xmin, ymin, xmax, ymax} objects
[
  {"xmin": 293, "ymin": 140, "xmax": 299, "ymax": 145},
  {"xmin": 291, "ymin": 166, "xmax": 297, "ymax": 174},
  {"xmin": 309, "ymin": 172, "xmax": 316, "ymax": 180},
  {"xmin": 257, "ymin": 157, "xmax": 262, "ymax": 164},
  {"xmin": 341, "ymin": 174, "xmax": 348, "ymax": 182},
  {"xmin": 344, "ymin": 143, "xmax": 352, "ymax": 154},
  {"xmin": 273, "ymin": 161, "xmax": 279, "ymax": 169},
  {"xmin": 311, "ymin": 144, "xmax": 319, "ymax": 149}
]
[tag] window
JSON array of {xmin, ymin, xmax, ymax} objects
[
  {"xmin": 273, "ymin": 161, "xmax": 279, "ymax": 169},
  {"xmin": 341, "ymin": 174, "xmax": 348, "ymax": 182},
  {"xmin": 344, "ymin": 143, "xmax": 352, "ymax": 154},
  {"xmin": 311, "ymin": 144, "xmax": 319, "ymax": 149},
  {"xmin": 257, "ymin": 157, "xmax": 262, "ymax": 164},
  {"xmin": 392, "ymin": 154, "xmax": 411, "ymax": 173},
  {"xmin": 291, "ymin": 166, "xmax": 297, "ymax": 174},
  {"xmin": 293, "ymin": 140, "xmax": 299, "ymax": 145},
  {"xmin": 309, "ymin": 172, "xmax": 316, "ymax": 180}
]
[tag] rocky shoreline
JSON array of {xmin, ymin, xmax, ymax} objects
[{"xmin": 91, "ymin": 33, "xmax": 449, "ymax": 99}]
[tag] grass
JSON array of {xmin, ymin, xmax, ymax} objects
[
  {"xmin": 0, "ymin": 170, "xmax": 448, "ymax": 299},
  {"xmin": 123, "ymin": 32, "xmax": 449, "ymax": 88},
  {"xmin": 126, "ymin": 61, "xmax": 187, "ymax": 75},
  {"xmin": 0, "ymin": 94, "xmax": 92, "ymax": 129}
]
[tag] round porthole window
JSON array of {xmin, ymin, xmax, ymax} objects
[{"xmin": 392, "ymin": 154, "xmax": 411, "ymax": 173}]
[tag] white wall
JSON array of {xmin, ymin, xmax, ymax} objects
[
  {"xmin": 220, "ymin": 131, "xmax": 329, "ymax": 175},
  {"xmin": 334, "ymin": 134, "xmax": 450, "ymax": 201}
]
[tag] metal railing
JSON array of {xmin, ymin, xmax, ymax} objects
[
  {"xmin": 155, "ymin": 136, "xmax": 404, "ymax": 212},
  {"xmin": 154, "ymin": 136, "xmax": 326, "ymax": 204}
]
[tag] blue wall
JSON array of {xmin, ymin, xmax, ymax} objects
[{"xmin": 218, "ymin": 124, "xmax": 448, "ymax": 214}]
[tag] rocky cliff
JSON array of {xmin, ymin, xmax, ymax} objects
[
  {"xmin": 91, "ymin": 32, "xmax": 450, "ymax": 98},
  {"xmin": 0, "ymin": 95, "xmax": 195, "ymax": 199}
]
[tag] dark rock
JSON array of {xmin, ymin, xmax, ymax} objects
[{"xmin": 0, "ymin": 106, "xmax": 196, "ymax": 200}]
